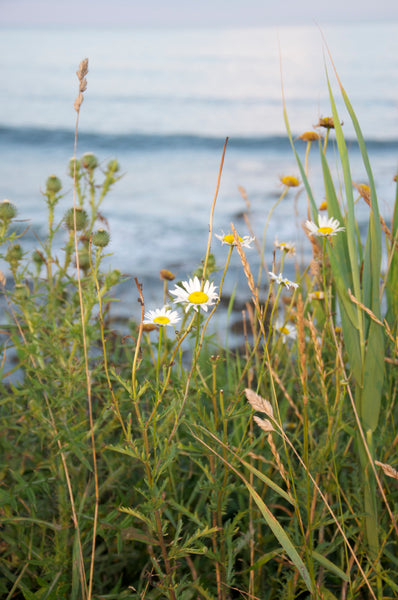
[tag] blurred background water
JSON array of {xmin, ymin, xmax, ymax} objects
[{"xmin": 0, "ymin": 23, "xmax": 397, "ymax": 326}]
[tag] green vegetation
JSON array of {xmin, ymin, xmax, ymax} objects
[{"xmin": 0, "ymin": 58, "xmax": 397, "ymax": 599}]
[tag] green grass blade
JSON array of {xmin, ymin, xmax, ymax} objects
[
  {"xmin": 242, "ymin": 477, "xmax": 313, "ymax": 593},
  {"xmin": 190, "ymin": 427, "xmax": 313, "ymax": 593},
  {"xmin": 311, "ymin": 550, "xmax": 349, "ymax": 582}
]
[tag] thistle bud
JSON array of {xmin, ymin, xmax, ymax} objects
[
  {"xmin": 81, "ymin": 153, "xmax": 98, "ymax": 171},
  {"xmin": 69, "ymin": 157, "xmax": 81, "ymax": 178},
  {"xmin": 92, "ymin": 228, "xmax": 110, "ymax": 248},
  {"xmin": 6, "ymin": 243, "xmax": 23, "ymax": 267},
  {"xmin": 105, "ymin": 269, "xmax": 121, "ymax": 288},
  {"xmin": 64, "ymin": 207, "xmax": 88, "ymax": 231},
  {"xmin": 107, "ymin": 159, "xmax": 120, "ymax": 173},
  {"xmin": 14, "ymin": 283, "xmax": 29, "ymax": 300},
  {"xmin": 46, "ymin": 175, "xmax": 62, "ymax": 195},
  {"xmin": 32, "ymin": 249, "xmax": 46, "ymax": 266},
  {"xmin": 0, "ymin": 199, "xmax": 17, "ymax": 222},
  {"xmin": 76, "ymin": 249, "xmax": 90, "ymax": 271}
]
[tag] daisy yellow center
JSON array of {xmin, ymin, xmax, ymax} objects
[
  {"xmin": 188, "ymin": 291, "xmax": 209, "ymax": 304},
  {"xmin": 280, "ymin": 326, "xmax": 290, "ymax": 335},
  {"xmin": 154, "ymin": 315, "xmax": 170, "ymax": 325},
  {"xmin": 223, "ymin": 234, "xmax": 242, "ymax": 244},
  {"xmin": 318, "ymin": 226, "xmax": 333, "ymax": 235}
]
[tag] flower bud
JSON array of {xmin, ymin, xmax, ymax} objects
[
  {"xmin": 107, "ymin": 158, "xmax": 120, "ymax": 173},
  {"xmin": 81, "ymin": 153, "xmax": 98, "ymax": 170},
  {"xmin": 46, "ymin": 175, "xmax": 62, "ymax": 194},
  {"xmin": 6, "ymin": 243, "xmax": 23, "ymax": 267},
  {"xmin": 32, "ymin": 249, "xmax": 45, "ymax": 266},
  {"xmin": 64, "ymin": 207, "xmax": 88, "ymax": 231},
  {"xmin": 76, "ymin": 249, "xmax": 90, "ymax": 271},
  {"xmin": 69, "ymin": 157, "xmax": 81, "ymax": 178},
  {"xmin": 14, "ymin": 283, "xmax": 29, "ymax": 300},
  {"xmin": 105, "ymin": 269, "xmax": 121, "ymax": 288},
  {"xmin": 92, "ymin": 228, "xmax": 110, "ymax": 248},
  {"xmin": 0, "ymin": 199, "xmax": 17, "ymax": 222}
]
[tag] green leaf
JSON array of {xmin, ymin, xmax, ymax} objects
[
  {"xmin": 242, "ymin": 478, "xmax": 313, "ymax": 593},
  {"xmin": 312, "ymin": 550, "xmax": 349, "ymax": 582}
]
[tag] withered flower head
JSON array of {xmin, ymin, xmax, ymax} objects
[
  {"xmin": 280, "ymin": 175, "xmax": 300, "ymax": 188},
  {"xmin": 353, "ymin": 182, "xmax": 371, "ymax": 202},
  {"xmin": 316, "ymin": 117, "xmax": 343, "ymax": 129},
  {"xmin": 160, "ymin": 269, "xmax": 176, "ymax": 281},
  {"xmin": 299, "ymin": 131, "xmax": 320, "ymax": 142}
]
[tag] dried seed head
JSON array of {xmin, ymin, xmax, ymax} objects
[
  {"xmin": 142, "ymin": 323, "xmax": 158, "ymax": 332},
  {"xmin": 253, "ymin": 415, "xmax": 274, "ymax": 432},
  {"xmin": 316, "ymin": 117, "xmax": 343, "ymax": 129},
  {"xmin": 76, "ymin": 58, "xmax": 89, "ymax": 82},
  {"xmin": 245, "ymin": 388, "xmax": 274, "ymax": 419},
  {"xmin": 375, "ymin": 460, "xmax": 398, "ymax": 480},
  {"xmin": 160, "ymin": 269, "xmax": 176, "ymax": 281},
  {"xmin": 353, "ymin": 182, "xmax": 371, "ymax": 202},
  {"xmin": 299, "ymin": 131, "xmax": 320, "ymax": 142},
  {"xmin": 74, "ymin": 58, "xmax": 89, "ymax": 113}
]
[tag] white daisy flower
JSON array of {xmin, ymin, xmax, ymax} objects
[
  {"xmin": 275, "ymin": 319, "xmax": 297, "ymax": 344},
  {"xmin": 143, "ymin": 306, "xmax": 181, "ymax": 327},
  {"xmin": 274, "ymin": 240, "xmax": 296, "ymax": 256},
  {"xmin": 170, "ymin": 276, "xmax": 219, "ymax": 313},
  {"xmin": 215, "ymin": 231, "xmax": 254, "ymax": 248},
  {"xmin": 309, "ymin": 290, "xmax": 325, "ymax": 301},
  {"xmin": 305, "ymin": 214, "xmax": 345, "ymax": 237},
  {"xmin": 268, "ymin": 271, "xmax": 299, "ymax": 290}
]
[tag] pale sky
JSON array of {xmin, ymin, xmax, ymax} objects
[{"xmin": 1, "ymin": 0, "xmax": 398, "ymax": 27}]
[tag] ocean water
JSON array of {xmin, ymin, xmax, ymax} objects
[{"xmin": 1, "ymin": 23, "xmax": 398, "ymax": 323}]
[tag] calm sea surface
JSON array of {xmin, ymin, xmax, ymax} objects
[{"xmin": 1, "ymin": 23, "xmax": 398, "ymax": 322}]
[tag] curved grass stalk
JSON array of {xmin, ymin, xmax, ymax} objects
[{"xmin": 71, "ymin": 58, "xmax": 98, "ymax": 600}]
